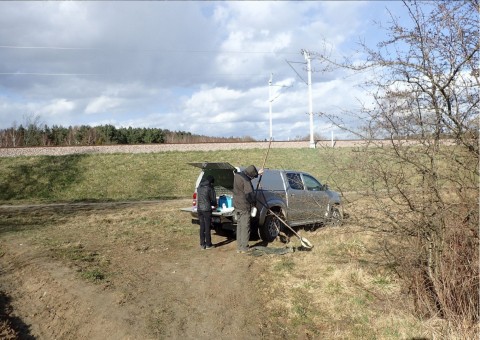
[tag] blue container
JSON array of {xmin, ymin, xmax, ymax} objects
[{"xmin": 218, "ymin": 195, "xmax": 233, "ymax": 208}]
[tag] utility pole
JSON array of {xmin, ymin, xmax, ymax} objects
[
  {"xmin": 302, "ymin": 49, "xmax": 315, "ymax": 148},
  {"xmin": 269, "ymin": 73, "xmax": 273, "ymax": 140}
]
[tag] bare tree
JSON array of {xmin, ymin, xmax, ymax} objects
[
  {"xmin": 317, "ymin": 0, "xmax": 478, "ymax": 331},
  {"xmin": 22, "ymin": 113, "xmax": 45, "ymax": 147},
  {"xmin": 9, "ymin": 121, "xmax": 19, "ymax": 147}
]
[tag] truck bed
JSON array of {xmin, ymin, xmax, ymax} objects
[{"xmin": 180, "ymin": 206, "xmax": 235, "ymax": 217}]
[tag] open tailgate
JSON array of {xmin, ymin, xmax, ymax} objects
[{"xmin": 187, "ymin": 162, "xmax": 236, "ymax": 170}]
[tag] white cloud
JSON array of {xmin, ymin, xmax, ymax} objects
[
  {"xmin": 184, "ymin": 87, "xmax": 246, "ymax": 117},
  {"xmin": 85, "ymin": 96, "xmax": 123, "ymax": 114},
  {"xmin": 0, "ymin": 1, "xmax": 412, "ymax": 140},
  {"xmin": 39, "ymin": 99, "xmax": 75, "ymax": 116}
]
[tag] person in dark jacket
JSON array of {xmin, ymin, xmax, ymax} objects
[
  {"xmin": 233, "ymin": 165, "xmax": 263, "ymax": 253},
  {"xmin": 197, "ymin": 175, "xmax": 217, "ymax": 250}
]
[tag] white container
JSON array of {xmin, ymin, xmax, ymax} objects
[{"xmin": 250, "ymin": 206, "xmax": 257, "ymax": 217}]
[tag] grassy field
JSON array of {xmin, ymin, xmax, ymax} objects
[
  {"xmin": 0, "ymin": 148, "xmax": 357, "ymax": 204},
  {"xmin": 0, "ymin": 147, "xmax": 467, "ymax": 338}
]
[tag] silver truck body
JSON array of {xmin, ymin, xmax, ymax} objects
[{"xmin": 181, "ymin": 162, "xmax": 343, "ymax": 242}]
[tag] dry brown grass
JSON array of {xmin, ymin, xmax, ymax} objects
[
  {"xmin": 1, "ymin": 192, "xmax": 477, "ymax": 338},
  {"xmin": 255, "ymin": 225, "xmax": 427, "ymax": 339},
  {"xmin": 252, "ymin": 195, "xmax": 479, "ymax": 339}
]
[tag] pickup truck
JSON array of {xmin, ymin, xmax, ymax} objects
[{"xmin": 181, "ymin": 162, "xmax": 343, "ymax": 242}]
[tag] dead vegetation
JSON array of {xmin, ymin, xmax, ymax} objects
[{"xmin": 314, "ymin": 0, "xmax": 479, "ymax": 334}]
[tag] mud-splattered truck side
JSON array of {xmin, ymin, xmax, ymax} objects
[{"xmin": 181, "ymin": 162, "xmax": 343, "ymax": 242}]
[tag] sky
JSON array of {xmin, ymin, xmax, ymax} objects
[{"xmin": 0, "ymin": 1, "xmax": 408, "ymax": 141}]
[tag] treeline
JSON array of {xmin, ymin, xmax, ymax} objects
[{"xmin": 0, "ymin": 124, "xmax": 255, "ymax": 147}]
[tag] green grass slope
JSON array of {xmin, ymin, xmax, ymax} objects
[{"xmin": 0, "ymin": 148, "xmax": 356, "ymax": 204}]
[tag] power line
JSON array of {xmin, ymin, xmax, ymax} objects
[
  {"xmin": 0, "ymin": 45, "xmax": 96, "ymax": 50},
  {"xmin": 0, "ymin": 72, "xmax": 102, "ymax": 76},
  {"xmin": 0, "ymin": 45, "xmax": 299, "ymax": 55},
  {"xmin": 285, "ymin": 59, "xmax": 307, "ymax": 85},
  {"xmin": 0, "ymin": 72, "xmax": 271, "ymax": 78}
]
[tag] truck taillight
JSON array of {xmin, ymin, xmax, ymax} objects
[{"xmin": 192, "ymin": 192, "xmax": 197, "ymax": 207}]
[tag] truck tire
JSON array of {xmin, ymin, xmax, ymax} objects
[
  {"xmin": 329, "ymin": 206, "xmax": 343, "ymax": 227},
  {"xmin": 259, "ymin": 214, "xmax": 282, "ymax": 242}
]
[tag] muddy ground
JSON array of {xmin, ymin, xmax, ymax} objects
[{"xmin": 0, "ymin": 200, "xmax": 283, "ymax": 340}]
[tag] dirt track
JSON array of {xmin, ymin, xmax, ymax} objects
[{"xmin": 0, "ymin": 201, "xmax": 276, "ymax": 339}]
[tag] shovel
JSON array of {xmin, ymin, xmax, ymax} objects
[
  {"xmin": 254, "ymin": 139, "xmax": 314, "ymax": 249},
  {"xmin": 255, "ymin": 137, "xmax": 272, "ymax": 192},
  {"xmin": 251, "ymin": 138, "xmax": 272, "ymax": 218},
  {"xmin": 266, "ymin": 209, "xmax": 314, "ymax": 249}
]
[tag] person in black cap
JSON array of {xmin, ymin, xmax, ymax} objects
[
  {"xmin": 196, "ymin": 174, "xmax": 217, "ymax": 250},
  {"xmin": 233, "ymin": 165, "xmax": 263, "ymax": 253}
]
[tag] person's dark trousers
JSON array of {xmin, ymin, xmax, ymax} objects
[
  {"xmin": 198, "ymin": 210, "xmax": 212, "ymax": 248},
  {"xmin": 236, "ymin": 209, "xmax": 250, "ymax": 251}
]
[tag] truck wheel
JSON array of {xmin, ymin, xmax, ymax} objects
[
  {"xmin": 329, "ymin": 206, "xmax": 343, "ymax": 227},
  {"xmin": 260, "ymin": 215, "xmax": 282, "ymax": 242}
]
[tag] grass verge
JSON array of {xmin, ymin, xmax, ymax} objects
[{"xmin": 0, "ymin": 148, "xmax": 358, "ymax": 204}]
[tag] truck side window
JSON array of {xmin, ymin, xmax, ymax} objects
[
  {"xmin": 303, "ymin": 174, "xmax": 322, "ymax": 191},
  {"xmin": 286, "ymin": 173, "xmax": 304, "ymax": 190}
]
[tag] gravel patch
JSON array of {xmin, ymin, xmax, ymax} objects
[{"xmin": 0, "ymin": 140, "xmax": 366, "ymax": 157}]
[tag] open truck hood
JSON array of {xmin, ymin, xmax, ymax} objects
[
  {"xmin": 188, "ymin": 161, "xmax": 238, "ymax": 191},
  {"xmin": 187, "ymin": 161, "xmax": 237, "ymax": 197},
  {"xmin": 187, "ymin": 162, "xmax": 237, "ymax": 170},
  {"xmin": 182, "ymin": 162, "xmax": 237, "ymax": 217}
]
